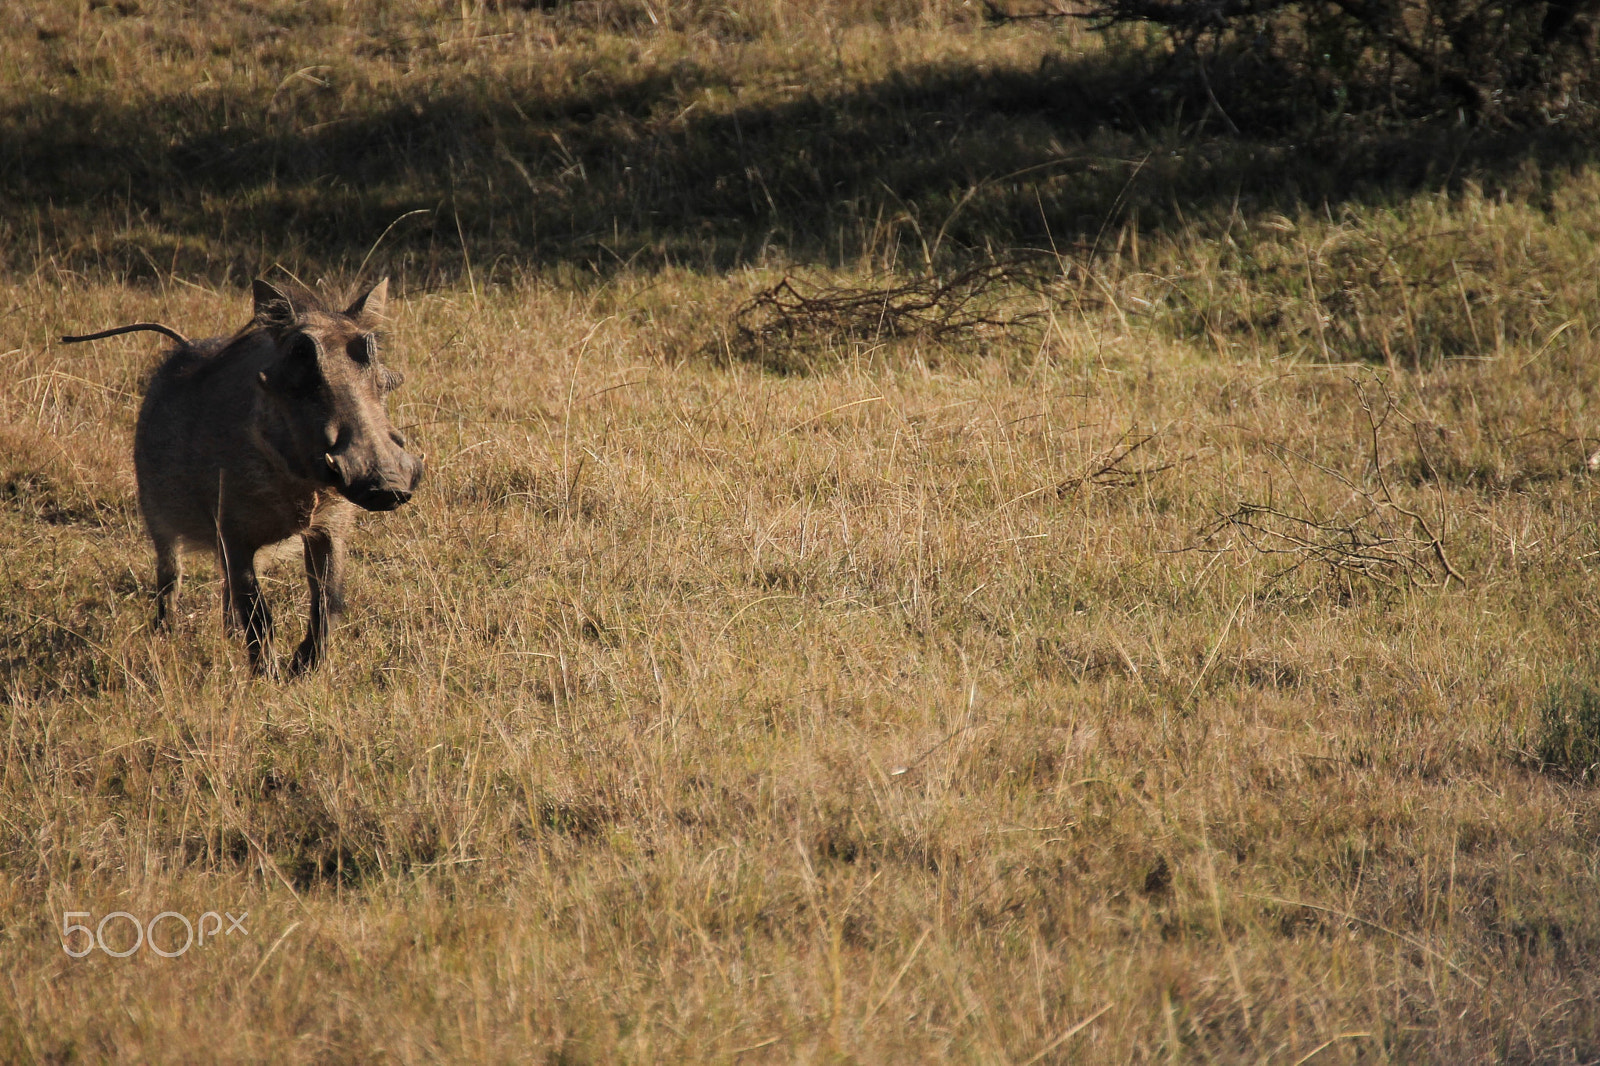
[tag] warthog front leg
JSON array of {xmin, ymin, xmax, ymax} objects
[
  {"xmin": 151, "ymin": 533, "xmax": 181, "ymax": 630},
  {"xmin": 221, "ymin": 547, "xmax": 276, "ymax": 677},
  {"xmin": 289, "ymin": 528, "xmax": 346, "ymax": 677}
]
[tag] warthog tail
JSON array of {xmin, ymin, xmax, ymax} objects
[{"xmin": 62, "ymin": 323, "xmax": 192, "ymax": 347}]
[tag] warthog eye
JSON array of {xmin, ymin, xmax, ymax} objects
[
  {"xmin": 272, "ymin": 333, "xmax": 323, "ymax": 394},
  {"xmin": 347, "ymin": 335, "xmax": 375, "ymax": 365}
]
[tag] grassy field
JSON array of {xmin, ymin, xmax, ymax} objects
[{"xmin": 6, "ymin": 0, "xmax": 1600, "ymax": 1062}]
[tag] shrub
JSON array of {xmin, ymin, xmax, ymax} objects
[
  {"xmin": 1536, "ymin": 676, "xmax": 1600, "ymax": 780},
  {"xmin": 990, "ymin": 0, "xmax": 1600, "ymax": 124}
]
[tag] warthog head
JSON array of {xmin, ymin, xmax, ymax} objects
[{"xmin": 253, "ymin": 279, "xmax": 423, "ymax": 511}]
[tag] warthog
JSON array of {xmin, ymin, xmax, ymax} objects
[{"xmin": 62, "ymin": 279, "xmax": 422, "ymax": 676}]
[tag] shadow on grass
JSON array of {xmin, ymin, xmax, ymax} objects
[{"xmin": 2, "ymin": 44, "xmax": 1594, "ymax": 285}]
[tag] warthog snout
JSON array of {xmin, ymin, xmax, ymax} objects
[
  {"xmin": 323, "ymin": 422, "xmax": 424, "ymax": 512},
  {"xmin": 64, "ymin": 277, "xmax": 419, "ymax": 678}
]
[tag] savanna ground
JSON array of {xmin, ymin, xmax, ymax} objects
[{"xmin": 5, "ymin": 0, "xmax": 1600, "ymax": 1061}]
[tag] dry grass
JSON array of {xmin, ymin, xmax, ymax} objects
[{"xmin": 6, "ymin": 1, "xmax": 1600, "ymax": 1063}]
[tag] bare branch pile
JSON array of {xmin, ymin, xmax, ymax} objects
[{"xmin": 732, "ymin": 257, "xmax": 1067, "ymax": 355}]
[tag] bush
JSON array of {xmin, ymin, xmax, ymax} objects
[
  {"xmin": 1536, "ymin": 676, "xmax": 1600, "ymax": 780},
  {"xmin": 991, "ymin": 0, "xmax": 1600, "ymax": 124}
]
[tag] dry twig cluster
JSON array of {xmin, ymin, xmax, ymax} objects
[
  {"xmin": 1055, "ymin": 430, "xmax": 1178, "ymax": 495},
  {"xmin": 732, "ymin": 257, "xmax": 1065, "ymax": 355},
  {"xmin": 1198, "ymin": 379, "xmax": 1465, "ymax": 594}
]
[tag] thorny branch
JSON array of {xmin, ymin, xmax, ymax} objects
[{"xmin": 1197, "ymin": 376, "xmax": 1465, "ymax": 593}]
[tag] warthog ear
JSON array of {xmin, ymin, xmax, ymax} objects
[
  {"xmin": 345, "ymin": 278, "xmax": 389, "ymax": 323},
  {"xmin": 252, "ymin": 280, "xmax": 297, "ymax": 326}
]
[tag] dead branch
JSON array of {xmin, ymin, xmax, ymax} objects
[
  {"xmin": 732, "ymin": 255, "xmax": 1076, "ymax": 355},
  {"xmin": 1056, "ymin": 431, "xmax": 1177, "ymax": 495},
  {"xmin": 1202, "ymin": 499, "xmax": 1446, "ymax": 591},
  {"xmin": 1192, "ymin": 375, "xmax": 1465, "ymax": 593},
  {"xmin": 1352, "ymin": 378, "xmax": 1467, "ymax": 587}
]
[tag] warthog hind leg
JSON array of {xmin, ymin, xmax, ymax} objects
[{"xmin": 289, "ymin": 528, "xmax": 346, "ymax": 677}]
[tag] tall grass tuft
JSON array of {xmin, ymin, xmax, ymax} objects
[{"xmin": 1537, "ymin": 675, "xmax": 1600, "ymax": 781}]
